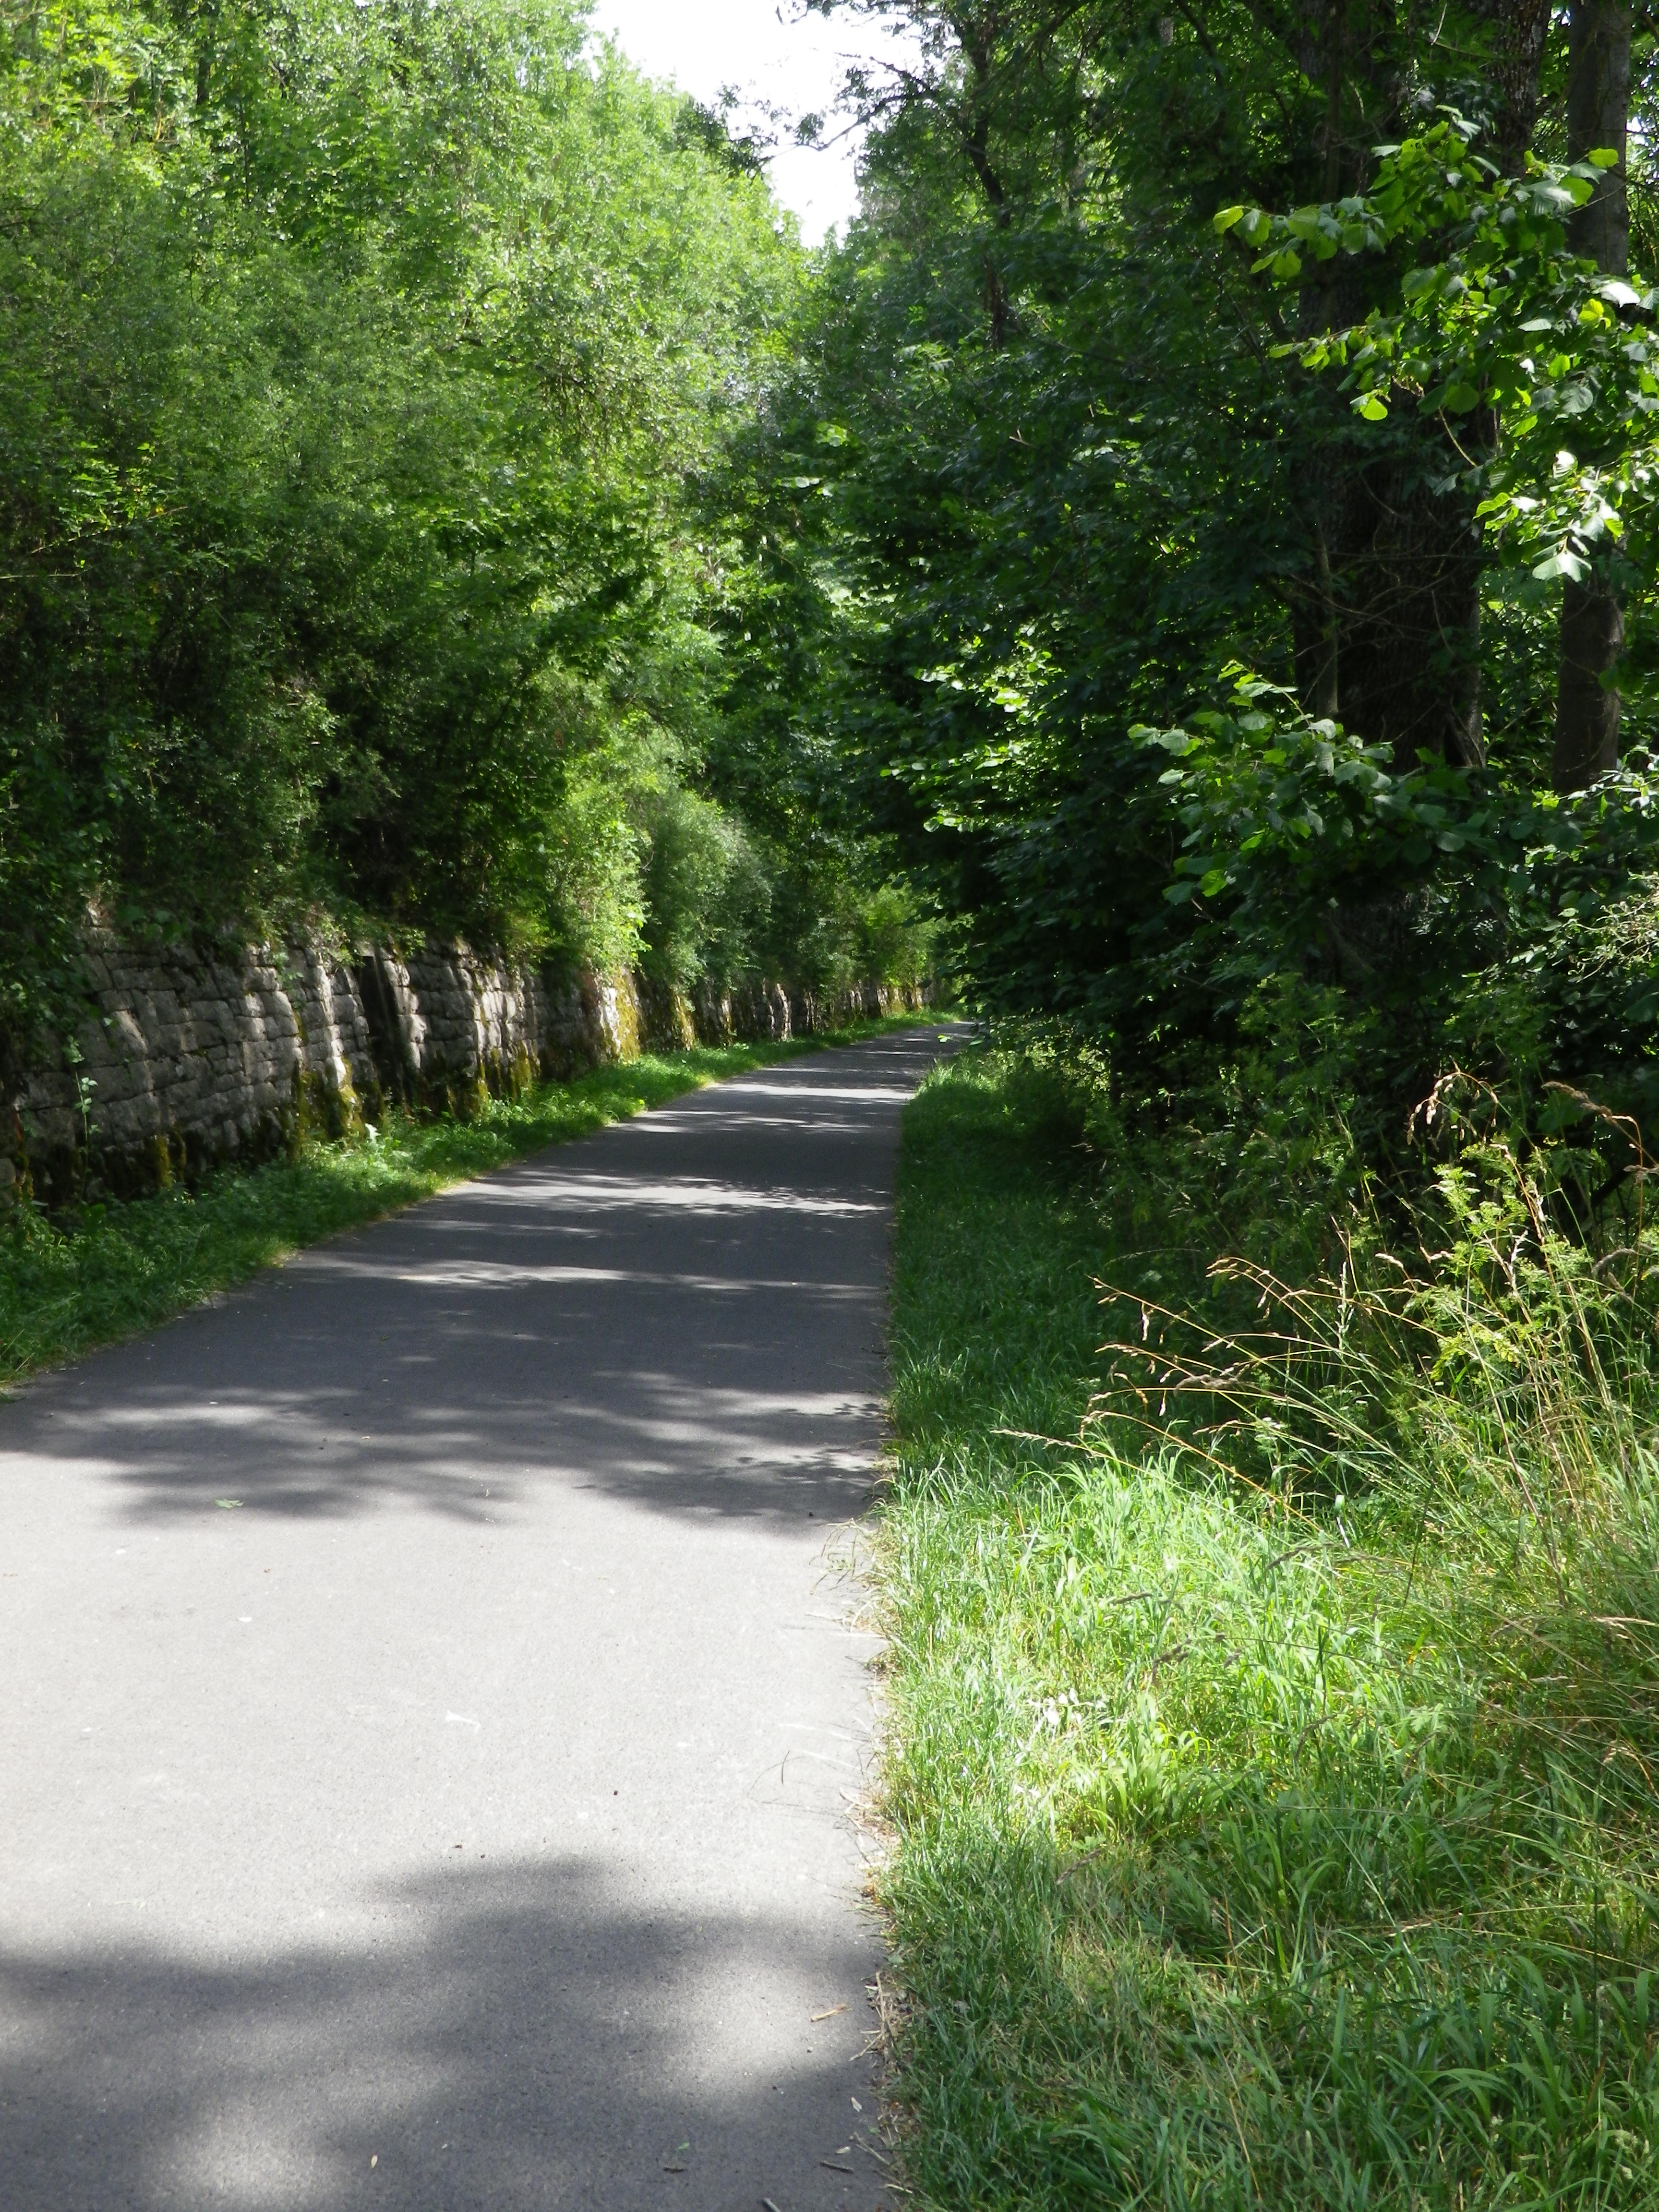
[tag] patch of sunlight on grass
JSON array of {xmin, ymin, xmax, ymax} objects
[{"xmin": 879, "ymin": 1046, "xmax": 1659, "ymax": 2212}]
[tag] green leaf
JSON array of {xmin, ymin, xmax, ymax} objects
[
  {"xmin": 1355, "ymin": 395, "xmax": 1389, "ymax": 421},
  {"xmin": 1532, "ymin": 551, "xmax": 1590, "ymax": 582}
]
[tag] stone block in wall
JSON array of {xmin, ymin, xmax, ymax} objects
[
  {"xmin": 6, "ymin": 935, "xmax": 378, "ymax": 1204},
  {"xmin": 353, "ymin": 951, "xmax": 423, "ymax": 1105},
  {"xmin": 689, "ymin": 979, "xmax": 794, "ymax": 1046},
  {"xmin": 5, "ymin": 922, "xmax": 925, "ymax": 1208},
  {"xmin": 636, "ymin": 978, "xmax": 695, "ymax": 1053},
  {"xmin": 691, "ymin": 983, "xmax": 733, "ymax": 1047}
]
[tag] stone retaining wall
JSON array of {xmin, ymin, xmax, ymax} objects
[{"xmin": 2, "ymin": 937, "xmax": 926, "ymax": 1205}]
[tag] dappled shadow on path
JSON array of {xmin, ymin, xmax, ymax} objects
[
  {"xmin": 0, "ymin": 1032, "xmax": 957, "ymax": 1531},
  {"xmin": 1, "ymin": 1855, "xmax": 890, "ymax": 2212}
]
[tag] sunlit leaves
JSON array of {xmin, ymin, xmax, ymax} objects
[
  {"xmin": 1217, "ymin": 122, "xmax": 1659, "ymax": 590},
  {"xmin": 1135, "ymin": 673, "xmax": 1659, "ymax": 1014},
  {"xmin": 0, "ymin": 0, "xmax": 809, "ymax": 1024}
]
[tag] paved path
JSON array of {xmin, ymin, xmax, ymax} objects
[{"xmin": 0, "ymin": 1026, "xmax": 952, "ymax": 2212}]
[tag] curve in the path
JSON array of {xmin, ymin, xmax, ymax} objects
[{"xmin": 0, "ymin": 1024, "xmax": 957, "ymax": 2212}]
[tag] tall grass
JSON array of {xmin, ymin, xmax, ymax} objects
[{"xmin": 879, "ymin": 1047, "xmax": 1659, "ymax": 2211}]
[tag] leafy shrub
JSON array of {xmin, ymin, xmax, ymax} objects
[
  {"xmin": 856, "ymin": 884, "xmax": 936, "ymax": 988},
  {"xmin": 0, "ymin": 0, "xmax": 805, "ymax": 1030},
  {"xmin": 637, "ymin": 786, "xmax": 770, "ymax": 991},
  {"xmin": 540, "ymin": 762, "xmax": 648, "ymax": 980}
]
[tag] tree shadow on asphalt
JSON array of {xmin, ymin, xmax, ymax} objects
[
  {"xmin": 0, "ymin": 1043, "xmax": 955, "ymax": 1530},
  {"xmin": 0, "ymin": 1033, "xmax": 983, "ymax": 1534},
  {"xmin": 0, "ymin": 1357, "xmax": 889, "ymax": 1528},
  {"xmin": 1, "ymin": 1855, "xmax": 890, "ymax": 2212},
  {"xmin": 0, "ymin": 1202, "xmax": 895, "ymax": 1531}
]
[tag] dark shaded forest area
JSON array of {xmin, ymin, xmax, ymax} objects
[{"xmin": 789, "ymin": 0, "xmax": 1659, "ymax": 1182}]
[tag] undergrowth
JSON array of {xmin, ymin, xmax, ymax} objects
[
  {"xmin": 880, "ymin": 1045, "xmax": 1659, "ymax": 2212},
  {"xmin": 0, "ymin": 1023, "xmax": 916, "ymax": 1387}
]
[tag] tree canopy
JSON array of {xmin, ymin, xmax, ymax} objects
[
  {"xmin": 11, "ymin": 0, "xmax": 1659, "ymax": 1167},
  {"xmin": 752, "ymin": 0, "xmax": 1659, "ymax": 1151},
  {"xmin": 0, "ymin": 0, "xmax": 929, "ymax": 1044}
]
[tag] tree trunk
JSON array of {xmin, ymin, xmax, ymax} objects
[
  {"xmin": 1552, "ymin": 0, "xmax": 1631, "ymax": 792},
  {"xmin": 1477, "ymin": 0, "xmax": 1553, "ymax": 167},
  {"xmin": 1293, "ymin": 415, "xmax": 1488, "ymax": 770},
  {"xmin": 1328, "ymin": 450, "xmax": 1487, "ymax": 770},
  {"xmin": 1554, "ymin": 577, "xmax": 1624, "ymax": 786},
  {"xmin": 1566, "ymin": 0, "xmax": 1631, "ymax": 273},
  {"xmin": 1286, "ymin": 0, "xmax": 1503, "ymax": 769}
]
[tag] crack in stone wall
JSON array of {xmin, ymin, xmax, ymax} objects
[{"xmin": 2, "ymin": 937, "xmax": 926, "ymax": 1205}]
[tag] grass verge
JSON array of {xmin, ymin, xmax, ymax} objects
[
  {"xmin": 879, "ymin": 1046, "xmax": 1659, "ymax": 2212},
  {"xmin": 0, "ymin": 1021, "xmax": 922, "ymax": 1388}
]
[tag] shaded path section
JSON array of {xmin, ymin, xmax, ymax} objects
[{"xmin": 0, "ymin": 1027, "xmax": 954, "ymax": 2212}]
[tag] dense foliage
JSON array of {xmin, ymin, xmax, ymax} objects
[
  {"xmin": 15, "ymin": 0, "xmax": 1659, "ymax": 2197},
  {"xmin": 0, "ymin": 0, "xmax": 929, "ymax": 1050},
  {"xmin": 769, "ymin": 0, "xmax": 1659, "ymax": 1175}
]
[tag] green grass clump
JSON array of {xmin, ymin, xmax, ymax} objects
[
  {"xmin": 0, "ymin": 1026, "xmax": 913, "ymax": 1386},
  {"xmin": 879, "ymin": 1046, "xmax": 1659, "ymax": 2212}
]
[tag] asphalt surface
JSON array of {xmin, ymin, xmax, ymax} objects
[{"xmin": 0, "ymin": 1024, "xmax": 956, "ymax": 2212}]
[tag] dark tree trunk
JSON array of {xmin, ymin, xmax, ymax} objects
[
  {"xmin": 1286, "ymin": 0, "xmax": 1527, "ymax": 768},
  {"xmin": 1477, "ymin": 0, "xmax": 1553, "ymax": 166},
  {"xmin": 1292, "ymin": 404, "xmax": 1488, "ymax": 769},
  {"xmin": 1554, "ymin": 578, "xmax": 1624, "ymax": 785},
  {"xmin": 1552, "ymin": 0, "xmax": 1630, "ymax": 791},
  {"xmin": 1292, "ymin": 518, "xmax": 1340, "ymax": 721},
  {"xmin": 1566, "ymin": 0, "xmax": 1631, "ymax": 272},
  {"xmin": 1321, "ymin": 448, "xmax": 1487, "ymax": 769}
]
